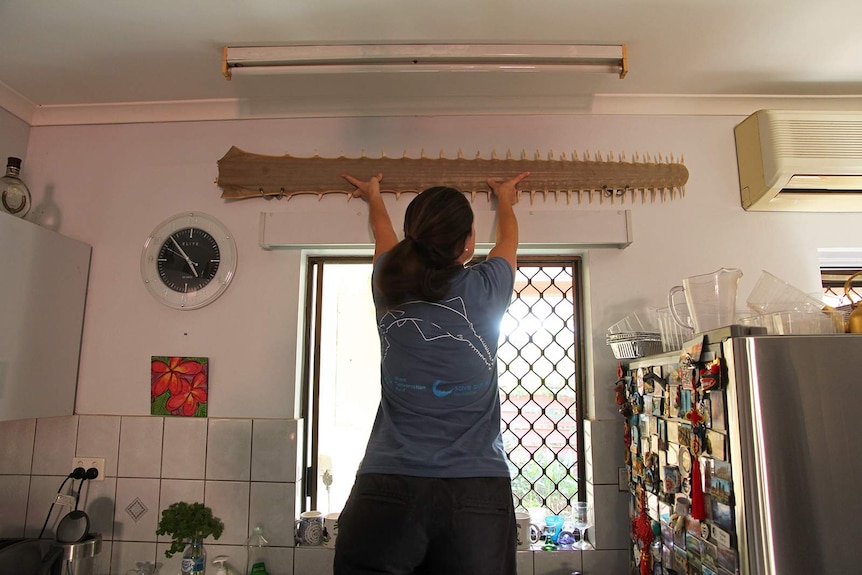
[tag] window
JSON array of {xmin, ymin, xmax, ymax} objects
[{"xmin": 300, "ymin": 256, "xmax": 586, "ymax": 515}]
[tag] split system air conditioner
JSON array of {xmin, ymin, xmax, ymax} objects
[{"xmin": 735, "ymin": 109, "xmax": 862, "ymax": 211}]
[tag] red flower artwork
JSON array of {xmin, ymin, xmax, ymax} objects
[{"xmin": 151, "ymin": 356, "xmax": 208, "ymax": 417}]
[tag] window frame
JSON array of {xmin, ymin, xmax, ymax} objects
[{"xmin": 299, "ymin": 254, "xmax": 587, "ymax": 512}]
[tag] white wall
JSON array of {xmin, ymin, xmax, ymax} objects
[
  {"xmin": 0, "ymin": 107, "xmax": 30, "ymax": 166},
  {"xmin": 23, "ymin": 114, "xmax": 860, "ymax": 421}
]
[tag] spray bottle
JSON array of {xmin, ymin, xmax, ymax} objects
[{"xmin": 212, "ymin": 556, "xmax": 230, "ymax": 575}]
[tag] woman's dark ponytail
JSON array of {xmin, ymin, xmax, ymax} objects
[{"xmin": 375, "ymin": 187, "xmax": 473, "ymax": 305}]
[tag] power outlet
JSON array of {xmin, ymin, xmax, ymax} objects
[{"xmin": 72, "ymin": 457, "xmax": 106, "ymax": 481}]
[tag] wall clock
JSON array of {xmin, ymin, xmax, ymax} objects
[{"xmin": 140, "ymin": 212, "xmax": 237, "ymax": 310}]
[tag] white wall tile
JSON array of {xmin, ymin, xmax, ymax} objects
[
  {"xmin": 0, "ymin": 475, "xmax": 30, "ymax": 537},
  {"xmin": 118, "ymin": 417, "xmax": 164, "ymax": 478},
  {"xmin": 113, "ymin": 477, "xmax": 160, "ymax": 542},
  {"xmin": 269, "ymin": 545, "xmax": 295, "ymax": 575},
  {"xmin": 589, "ymin": 483, "xmax": 630, "ymax": 550},
  {"xmin": 162, "ymin": 417, "xmax": 207, "ymax": 479},
  {"xmin": 533, "ymin": 549, "xmax": 582, "ymax": 575},
  {"xmin": 207, "ymin": 543, "xmax": 248, "ymax": 575},
  {"xmin": 110, "ymin": 541, "xmax": 157, "ymax": 575},
  {"xmin": 206, "ymin": 418, "xmax": 252, "ymax": 481},
  {"xmin": 582, "ymin": 549, "xmax": 631, "ymax": 575},
  {"xmin": 80, "ymin": 477, "xmax": 117, "ymax": 540},
  {"xmin": 516, "ymin": 549, "xmax": 534, "ymax": 575},
  {"xmin": 0, "ymin": 418, "xmax": 35, "ymax": 474},
  {"xmin": 205, "ymin": 480, "xmax": 250, "ymax": 546},
  {"xmin": 32, "ymin": 415, "xmax": 78, "ymax": 475},
  {"xmin": 24, "ymin": 474, "xmax": 69, "ymax": 538},
  {"xmin": 249, "ymin": 481, "xmax": 297, "ymax": 547},
  {"xmin": 94, "ymin": 539, "xmax": 112, "ymax": 575},
  {"xmin": 584, "ymin": 418, "xmax": 625, "ymax": 486},
  {"xmin": 294, "ymin": 546, "xmax": 333, "ymax": 575},
  {"xmin": 76, "ymin": 415, "xmax": 121, "ymax": 477},
  {"xmin": 156, "ymin": 542, "xmax": 184, "ymax": 575},
  {"xmin": 252, "ymin": 419, "xmax": 298, "ymax": 482}
]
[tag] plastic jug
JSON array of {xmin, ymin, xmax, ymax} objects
[{"xmin": 668, "ymin": 268, "xmax": 742, "ymax": 333}]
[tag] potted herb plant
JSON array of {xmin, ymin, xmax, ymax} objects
[{"xmin": 156, "ymin": 501, "xmax": 224, "ymax": 568}]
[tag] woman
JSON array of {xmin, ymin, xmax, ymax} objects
[{"xmin": 335, "ymin": 170, "xmax": 529, "ymax": 575}]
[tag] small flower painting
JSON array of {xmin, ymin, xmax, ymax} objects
[{"xmin": 151, "ymin": 356, "xmax": 208, "ymax": 417}]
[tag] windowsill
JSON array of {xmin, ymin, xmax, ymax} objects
[{"xmin": 521, "ymin": 544, "xmax": 595, "ymax": 553}]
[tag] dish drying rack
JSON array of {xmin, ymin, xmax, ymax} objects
[{"xmin": 606, "ymin": 311, "xmax": 663, "ymax": 359}]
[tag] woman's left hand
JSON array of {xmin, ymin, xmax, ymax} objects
[{"xmin": 343, "ymin": 173, "xmax": 383, "ymax": 201}]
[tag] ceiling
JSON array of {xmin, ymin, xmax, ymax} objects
[{"xmin": 2, "ymin": 1, "xmax": 862, "ymax": 126}]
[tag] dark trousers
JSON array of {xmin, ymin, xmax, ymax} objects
[{"xmin": 333, "ymin": 474, "xmax": 517, "ymax": 575}]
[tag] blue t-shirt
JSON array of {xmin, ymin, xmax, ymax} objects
[{"xmin": 358, "ymin": 255, "xmax": 516, "ymax": 478}]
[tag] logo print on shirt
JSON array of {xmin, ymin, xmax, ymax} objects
[
  {"xmin": 378, "ymin": 297, "xmax": 493, "ymax": 369},
  {"xmin": 432, "ymin": 380, "xmax": 453, "ymax": 398}
]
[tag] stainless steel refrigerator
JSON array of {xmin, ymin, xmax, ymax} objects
[
  {"xmin": 724, "ymin": 332, "xmax": 862, "ymax": 575},
  {"xmin": 623, "ymin": 329, "xmax": 862, "ymax": 575}
]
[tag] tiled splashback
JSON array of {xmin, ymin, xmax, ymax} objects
[
  {"xmin": 0, "ymin": 415, "xmax": 304, "ymax": 575},
  {"xmin": 0, "ymin": 416, "xmax": 629, "ymax": 575}
]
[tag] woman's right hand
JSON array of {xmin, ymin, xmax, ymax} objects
[
  {"xmin": 487, "ymin": 171, "xmax": 529, "ymax": 205},
  {"xmin": 343, "ymin": 173, "xmax": 383, "ymax": 201}
]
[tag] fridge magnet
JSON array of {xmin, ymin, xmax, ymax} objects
[
  {"xmin": 712, "ymin": 458, "xmax": 732, "ymax": 481},
  {"xmin": 660, "ymin": 522, "xmax": 673, "ymax": 547},
  {"xmin": 702, "ymin": 566, "xmax": 718, "ymax": 575},
  {"xmin": 671, "ymin": 513, "xmax": 687, "ymax": 541},
  {"xmin": 648, "ymin": 415, "xmax": 658, "ymax": 436},
  {"xmin": 716, "ymin": 544, "xmax": 737, "ymax": 571},
  {"xmin": 672, "ymin": 546, "xmax": 687, "ymax": 572},
  {"xmin": 663, "ymin": 466, "xmax": 682, "ymax": 493},
  {"xmin": 679, "ymin": 388, "xmax": 693, "ymax": 417},
  {"xmin": 639, "ymin": 415, "xmax": 650, "ymax": 439},
  {"xmin": 666, "ymin": 421, "xmax": 680, "ymax": 445},
  {"xmin": 651, "ymin": 396, "xmax": 663, "ymax": 417},
  {"xmin": 711, "ymin": 524, "xmax": 731, "ymax": 548},
  {"xmin": 710, "ymin": 467, "xmax": 732, "ymax": 504},
  {"xmin": 659, "ymin": 501, "xmax": 672, "ymax": 524},
  {"xmin": 666, "ymin": 443, "xmax": 679, "ymax": 466},
  {"xmin": 685, "ymin": 548, "xmax": 703, "ymax": 573},
  {"xmin": 681, "ymin": 476, "xmax": 692, "ymax": 495},
  {"xmin": 709, "ymin": 391, "xmax": 726, "ymax": 432},
  {"xmin": 710, "ymin": 499, "xmax": 733, "ymax": 532},
  {"xmin": 151, "ymin": 356, "xmax": 209, "ymax": 417},
  {"xmin": 699, "ymin": 357, "xmax": 722, "ymax": 391},
  {"xmin": 709, "ymin": 476, "xmax": 732, "ymax": 505},
  {"xmin": 680, "ymin": 367, "xmax": 695, "ymax": 390},
  {"xmin": 657, "ymin": 419, "xmax": 668, "ymax": 450},
  {"xmin": 643, "ymin": 370, "xmax": 656, "ymax": 394},
  {"xmin": 678, "ymin": 425, "xmax": 692, "ymax": 449},
  {"xmin": 643, "ymin": 395, "xmax": 654, "ymax": 416},
  {"xmin": 685, "ymin": 517, "xmax": 702, "ymax": 543},
  {"xmin": 661, "ymin": 544, "xmax": 673, "ymax": 568},
  {"xmin": 701, "ymin": 539, "xmax": 718, "ymax": 568},
  {"xmin": 698, "ymin": 398, "xmax": 712, "ymax": 427}
]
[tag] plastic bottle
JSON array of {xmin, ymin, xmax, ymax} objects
[
  {"xmin": 181, "ymin": 539, "xmax": 206, "ymax": 575},
  {"xmin": 245, "ymin": 524, "xmax": 269, "ymax": 575}
]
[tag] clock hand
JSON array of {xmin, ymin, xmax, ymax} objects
[{"xmin": 170, "ymin": 236, "xmax": 199, "ymax": 278}]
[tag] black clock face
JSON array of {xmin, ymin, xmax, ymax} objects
[{"xmin": 156, "ymin": 227, "xmax": 221, "ymax": 293}]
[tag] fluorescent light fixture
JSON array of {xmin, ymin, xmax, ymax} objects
[{"xmin": 222, "ymin": 44, "xmax": 627, "ymax": 79}]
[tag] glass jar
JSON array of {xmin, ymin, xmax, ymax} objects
[{"xmin": 0, "ymin": 157, "xmax": 31, "ymax": 218}]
